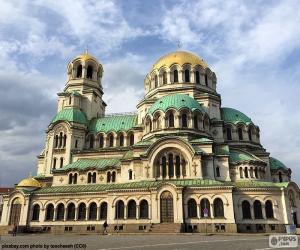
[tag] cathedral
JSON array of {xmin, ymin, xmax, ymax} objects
[{"xmin": 0, "ymin": 50, "xmax": 299, "ymax": 234}]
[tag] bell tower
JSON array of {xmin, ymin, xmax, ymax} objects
[{"xmin": 57, "ymin": 51, "xmax": 106, "ymax": 120}]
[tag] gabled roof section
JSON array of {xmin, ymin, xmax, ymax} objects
[
  {"xmin": 221, "ymin": 107, "xmax": 253, "ymax": 125},
  {"xmin": 52, "ymin": 108, "xmax": 88, "ymax": 125},
  {"xmin": 148, "ymin": 94, "xmax": 206, "ymax": 115},
  {"xmin": 269, "ymin": 157, "xmax": 288, "ymax": 171},
  {"xmin": 229, "ymin": 149, "xmax": 266, "ymax": 165},
  {"xmin": 54, "ymin": 158, "xmax": 121, "ymax": 172},
  {"xmin": 89, "ymin": 115, "xmax": 138, "ymax": 133}
]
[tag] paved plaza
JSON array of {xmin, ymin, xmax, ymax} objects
[{"xmin": 1, "ymin": 234, "xmax": 300, "ymax": 250}]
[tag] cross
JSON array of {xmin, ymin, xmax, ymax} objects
[
  {"xmin": 84, "ymin": 46, "xmax": 89, "ymax": 54},
  {"xmin": 99, "ymin": 175, "xmax": 104, "ymax": 181},
  {"xmin": 177, "ymin": 40, "xmax": 183, "ymax": 50},
  {"xmin": 192, "ymin": 162, "xmax": 197, "ymax": 175},
  {"xmin": 80, "ymin": 176, "xmax": 84, "ymax": 182},
  {"xmin": 59, "ymin": 177, "xmax": 63, "ymax": 183},
  {"xmin": 145, "ymin": 164, "xmax": 150, "ymax": 178}
]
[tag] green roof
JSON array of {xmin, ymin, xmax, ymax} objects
[
  {"xmin": 221, "ymin": 107, "xmax": 253, "ymax": 125},
  {"xmin": 190, "ymin": 138, "xmax": 213, "ymax": 143},
  {"xmin": 34, "ymin": 179, "xmax": 232, "ymax": 194},
  {"xmin": 215, "ymin": 145, "xmax": 230, "ymax": 156},
  {"xmin": 148, "ymin": 94, "xmax": 205, "ymax": 114},
  {"xmin": 89, "ymin": 115, "xmax": 137, "ymax": 133},
  {"xmin": 234, "ymin": 180, "xmax": 289, "ymax": 188},
  {"xmin": 229, "ymin": 149, "xmax": 265, "ymax": 165},
  {"xmin": 52, "ymin": 108, "xmax": 87, "ymax": 125},
  {"xmin": 269, "ymin": 157, "xmax": 288, "ymax": 170},
  {"xmin": 54, "ymin": 158, "xmax": 121, "ymax": 172}
]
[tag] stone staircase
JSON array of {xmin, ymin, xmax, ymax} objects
[{"xmin": 149, "ymin": 223, "xmax": 182, "ymax": 233}]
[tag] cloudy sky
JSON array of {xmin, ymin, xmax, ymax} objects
[{"xmin": 0, "ymin": 0, "xmax": 299, "ymax": 186}]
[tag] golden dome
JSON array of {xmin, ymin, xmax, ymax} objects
[
  {"xmin": 17, "ymin": 177, "xmax": 41, "ymax": 188},
  {"xmin": 73, "ymin": 51, "xmax": 99, "ymax": 64},
  {"xmin": 152, "ymin": 51, "xmax": 209, "ymax": 71}
]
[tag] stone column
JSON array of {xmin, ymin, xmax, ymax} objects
[
  {"xmin": 75, "ymin": 206, "xmax": 78, "ymax": 221},
  {"xmin": 124, "ymin": 205, "xmax": 127, "ymax": 220},
  {"xmin": 64, "ymin": 208, "xmax": 67, "ymax": 221},
  {"xmin": 167, "ymin": 71, "xmax": 171, "ymax": 84},
  {"xmin": 159, "ymin": 161, "xmax": 163, "ymax": 180},
  {"xmin": 86, "ymin": 207, "xmax": 89, "ymax": 220},
  {"xmin": 53, "ymin": 207, "xmax": 57, "ymax": 222},
  {"xmin": 136, "ymin": 205, "xmax": 139, "ymax": 220},
  {"xmin": 250, "ymin": 205, "xmax": 255, "ymax": 219},
  {"xmin": 197, "ymin": 204, "xmax": 201, "ymax": 219},
  {"xmin": 262, "ymin": 205, "xmax": 266, "ymax": 219},
  {"xmin": 166, "ymin": 159, "xmax": 169, "ymax": 179},
  {"xmin": 180, "ymin": 159, "xmax": 183, "ymax": 179},
  {"xmin": 97, "ymin": 206, "xmax": 100, "ymax": 220}
]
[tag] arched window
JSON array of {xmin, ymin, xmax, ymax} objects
[
  {"xmin": 59, "ymin": 132, "xmax": 63, "ymax": 147},
  {"xmin": 112, "ymin": 171, "xmax": 116, "ymax": 182},
  {"xmin": 119, "ymin": 134, "xmax": 124, "ymax": 147},
  {"xmin": 109, "ymin": 134, "xmax": 114, "ymax": 147},
  {"xmin": 200, "ymin": 199, "xmax": 211, "ymax": 217},
  {"xmin": 184, "ymin": 69, "xmax": 190, "ymax": 82},
  {"xmin": 69, "ymin": 96, "xmax": 72, "ymax": 105},
  {"xmin": 193, "ymin": 115, "xmax": 198, "ymax": 129},
  {"xmin": 242, "ymin": 200, "xmax": 251, "ymax": 219},
  {"xmin": 168, "ymin": 113, "xmax": 174, "ymax": 127},
  {"xmin": 99, "ymin": 135, "xmax": 104, "ymax": 148},
  {"xmin": 226, "ymin": 128, "xmax": 232, "ymax": 140},
  {"xmin": 216, "ymin": 166, "xmax": 220, "ymax": 177},
  {"xmin": 181, "ymin": 114, "xmax": 188, "ymax": 128},
  {"xmin": 168, "ymin": 154, "xmax": 174, "ymax": 178},
  {"xmin": 163, "ymin": 72, "xmax": 167, "ymax": 84},
  {"xmin": 162, "ymin": 156, "xmax": 167, "ymax": 178},
  {"xmin": 115, "ymin": 200, "xmax": 124, "ymax": 219},
  {"xmin": 107, "ymin": 172, "xmax": 111, "ymax": 183},
  {"xmin": 173, "ymin": 70, "xmax": 178, "ymax": 83},
  {"xmin": 279, "ymin": 172, "xmax": 283, "ymax": 182},
  {"xmin": 55, "ymin": 135, "xmax": 58, "ymax": 148},
  {"xmin": 254, "ymin": 168, "xmax": 258, "ymax": 178},
  {"xmin": 67, "ymin": 203, "xmax": 75, "ymax": 220},
  {"xmin": 53, "ymin": 158, "xmax": 57, "ymax": 169},
  {"xmin": 187, "ymin": 199, "xmax": 197, "ymax": 218},
  {"xmin": 68, "ymin": 174, "xmax": 73, "ymax": 184},
  {"xmin": 129, "ymin": 169, "xmax": 133, "ymax": 180},
  {"xmin": 75, "ymin": 140, "xmax": 78, "ymax": 148},
  {"xmin": 56, "ymin": 203, "xmax": 65, "ymax": 221},
  {"xmin": 63, "ymin": 135, "xmax": 67, "ymax": 148},
  {"xmin": 89, "ymin": 135, "xmax": 94, "ymax": 149},
  {"xmin": 73, "ymin": 173, "xmax": 77, "ymax": 184},
  {"xmin": 254, "ymin": 200, "xmax": 263, "ymax": 219},
  {"xmin": 195, "ymin": 71, "xmax": 200, "ymax": 84},
  {"xmin": 76, "ymin": 65, "xmax": 82, "ymax": 78},
  {"xmin": 100, "ymin": 202, "xmax": 108, "ymax": 220},
  {"xmin": 205, "ymin": 74, "xmax": 208, "ymax": 86},
  {"xmin": 244, "ymin": 167, "xmax": 249, "ymax": 178},
  {"xmin": 89, "ymin": 202, "xmax": 97, "ymax": 220},
  {"xmin": 238, "ymin": 128, "xmax": 243, "ymax": 140},
  {"xmin": 154, "ymin": 75, "xmax": 158, "ymax": 88},
  {"xmin": 45, "ymin": 204, "xmax": 54, "ymax": 221},
  {"xmin": 250, "ymin": 168, "xmax": 254, "ymax": 178},
  {"xmin": 129, "ymin": 134, "xmax": 134, "ymax": 146},
  {"xmin": 87, "ymin": 172, "xmax": 91, "ymax": 183},
  {"xmin": 265, "ymin": 200, "xmax": 274, "ymax": 218},
  {"xmin": 240, "ymin": 167, "xmax": 243, "ymax": 178},
  {"xmin": 139, "ymin": 200, "xmax": 148, "ymax": 219},
  {"xmin": 127, "ymin": 200, "xmax": 136, "ymax": 219},
  {"xmin": 213, "ymin": 198, "xmax": 224, "ymax": 218},
  {"xmin": 175, "ymin": 155, "xmax": 181, "ymax": 177},
  {"xmin": 32, "ymin": 204, "xmax": 40, "ymax": 221},
  {"xmin": 60, "ymin": 157, "xmax": 63, "ymax": 168},
  {"xmin": 92, "ymin": 172, "xmax": 96, "ymax": 183},
  {"xmin": 86, "ymin": 65, "xmax": 93, "ymax": 79},
  {"xmin": 78, "ymin": 203, "xmax": 86, "ymax": 220},
  {"xmin": 248, "ymin": 130, "xmax": 252, "ymax": 141}
]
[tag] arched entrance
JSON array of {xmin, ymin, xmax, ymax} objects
[
  {"xmin": 9, "ymin": 198, "xmax": 22, "ymax": 225},
  {"xmin": 160, "ymin": 191, "xmax": 174, "ymax": 223}
]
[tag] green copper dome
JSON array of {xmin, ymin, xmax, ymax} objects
[
  {"xmin": 52, "ymin": 108, "xmax": 88, "ymax": 125},
  {"xmin": 269, "ymin": 157, "xmax": 288, "ymax": 170},
  {"xmin": 221, "ymin": 107, "xmax": 253, "ymax": 125},
  {"xmin": 148, "ymin": 94, "xmax": 205, "ymax": 114}
]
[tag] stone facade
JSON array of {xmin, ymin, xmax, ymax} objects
[{"xmin": 0, "ymin": 51, "xmax": 299, "ymax": 234}]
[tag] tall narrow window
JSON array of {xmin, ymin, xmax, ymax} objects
[
  {"xmin": 254, "ymin": 200, "xmax": 263, "ymax": 219},
  {"xmin": 56, "ymin": 203, "xmax": 65, "ymax": 221},
  {"xmin": 155, "ymin": 75, "xmax": 158, "ymax": 88},
  {"xmin": 248, "ymin": 129, "xmax": 252, "ymax": 141},
  {"xmin": 109, "ymin": 134, "xmax": 114, "ymax": 147},
  {"xmin": 129, "ymin": 134, "xmax": 134, "ymax": 146},
  {"xmin": 68, "ymin": 174, "xmax": 73, "ymax": 184},
  {"xmin": 238, "ymin": 128, "xmax": 243, "ymax": 140},
  {"xmin": 78, "ymin": 203, "xmax": 86, "ymax": 220},
  {"xmin": 67, "ymin": 203, "xmax": 75, "ymax": 220},
  {"xmin": 254, "ymin": 168, "xmax": 258, "ymax": 178},
  {"xmin": 119, "ymin": 134, "xmax": 124, "ymax": 147},
  {"xmin": 88, "ymin": 173, "xmax": 91, "ymax": 183},
  {"xmin": 55, "ymin": 135, "xmax": 58, "ymax": 148},
  {"xmin": 45, "ymin": 204, "xmax": 54, "ymax": 221},
  {"xmin": 76, "ymin": 65, "xmax": 82, "ymax": 78},
  {"xmin": 181, "ymin": 114, "xmax": 188, "ymax": 128},
  {"xmin": 69, "ymin": 96, "xmax": 72, "ymax": 105},
  {"xmin": 226, "ymin": 128, "xmax": 232, "ymax": 140},
  {"xmin": 239, "ymin": 167, "xmax": 243, "ymax": 178},
  {"xmin": 195, "ymin": 71, "xmax": 200, "ymax": 84},
  {"xmin": 86, "ymin": 65, "xmax": 93, "ymax": 79},
  {"xmin": 200, "ymin": 199, "xmax": 211, "ymax": 217},
  {"xmin": 173, "ymin": 70, "xmax": 178, "ymax": 83},
  {"xmin": 140, "ymin": 200, "xmax": 149, "ymax": 219},
  {"xmin": 73, "ymin": 173, "xmax": 77, "ymax": 184},
  {"xmin": 63, "ymin": 135, "xmax": 67, "ymax": 148},
  {"xmin": 168, "ymin": 153, "xmax": 174, "ymax": 178},
  {"xmin": 265, "ymin": 200, "xmax": 274, "ymax": 218},
  {"xmin": 163, "ymin": 72, "xmax": 167, "ymax": 84},
  {"xmin": 187, "ymin": 199, "xmax": 197, "ymax": 218},
  {"xmin": 213, "ymin": 198, "xmax": 224, "ymax": 218},
  {"xmin": 92, "ymin": 172, "xmax": 96, "ymax": 183},
  {"xmin": 59, "ymin": 132, "xmax": 63, "ymax": 148},
  {"xmin": 89, "ymin": 202, "xmax": 97, "ymax": 220},
  {"xmin": 242, "ymin": 201, "xmax": 251, "ymax": 219},
  {"xmin": 115, "ymin": 200, "xmax": 124, "ymax": 219},
  {"xmin": 99, "ymin": 135, "xmax": 104, "ymax": 148},
  {"xmin": 193, "ymin": 115, "xmax": 198, "ymax": 129},
  {"xmin": 216, "ymin": 166, "xmax": 220, "ymax": 177},
  {"xmin": 32, "ymin": 204, "xmax": 40, "ymax": 221},
  {"xmin": 244, "ymin": 167, "xmax": 248, "ymax": 178},
  {"xmin": 279, "ymin": 172, "xmax": 283, "ymax": 182},
  {"xmin": 89, "ymin": 136, "xmax": 94, "ymax": 149},
  {"xmin": 168, "ymin": 113, "xmax": 174, "ymax": 127},
  {"xmin": 127, "ymin": 200, "xmax": 136, "ymax": 219},
  {"xmin": 129, "ymin": 170, "xmax": 133, "ymax": 180},
  {"xmin": 107, "ymin": 172, "xmax": 111, "ymax": 183},
  {"xmin": 205, "ymin": 74, "xmax": 208, "ymax": 86},
  {"xmin": 60, "ymin": 157, "xmax": 63, "ymax": 168},
  {"xmin": 100, "ymin": 202, "xmax": 108, "ymax": 219},
  {"xmin": 53, "ymin": 158, "xmax": 57, "ymax": 169},
  {"xmin": 75, "ymin": 140, "xmax": 78, "ymax": 148},
  {"xmin": 184, "ymin": 69, "xmax": 190, "ymax": 82},
  {"xmin": 112, "ymin": 172, "xmax": 116, "ymax": 182}
]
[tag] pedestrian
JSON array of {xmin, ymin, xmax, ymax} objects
[
  {"xmin": 103, "ymin": 220, "xmax": 108, "ymax": 235},
  {"xmin": 12, "ymin": 224, "xmax": 17, "ymax": 237}
]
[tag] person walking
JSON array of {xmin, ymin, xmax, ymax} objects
[
  {"xmin": 12, "ymin": 224, "xmax": 17, "ymax": 237},
  {"xmin": 103, "ymin": 220, "xmax": 108, "ymax": 235}
]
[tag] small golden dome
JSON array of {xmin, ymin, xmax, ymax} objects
[
  {"xmin": 152, "ymin": 50, "xmax": 208, "ymax": 71},
  {"xmin": 17, "ymin": 177, "xmax": 41, "ymax": 188},
  {"xmin": 72, "ymin": 50, "xmax": 100, "ymax": 64}
]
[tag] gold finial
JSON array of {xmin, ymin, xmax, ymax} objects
[
  {"xmin": 176, "ymin": 40, "xmax": 183, "ymax": 50},
  {"xmin": 28, "ymin": 172, "xmax": 32, "ymax": 178},
  {"xmin": 84, "ymin": 46, "xmax": 89, "ymax": 54}
]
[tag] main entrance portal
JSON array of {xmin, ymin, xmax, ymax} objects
[
  {"xmin": 160, "ymin": 191, "xmax": 174, "ymax": 223},
  {"xmin": 9, "ymin": 198, "xmax": 22, "ymax": 225}
]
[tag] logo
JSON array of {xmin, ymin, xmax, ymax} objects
[{"xmin": 269, "ymin": 235, "xmax": 298, "ymax": 248}]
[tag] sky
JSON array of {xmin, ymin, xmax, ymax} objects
[{"xmin": 0, "ymin": 0, "xmax": 299, "ymax": 186}]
